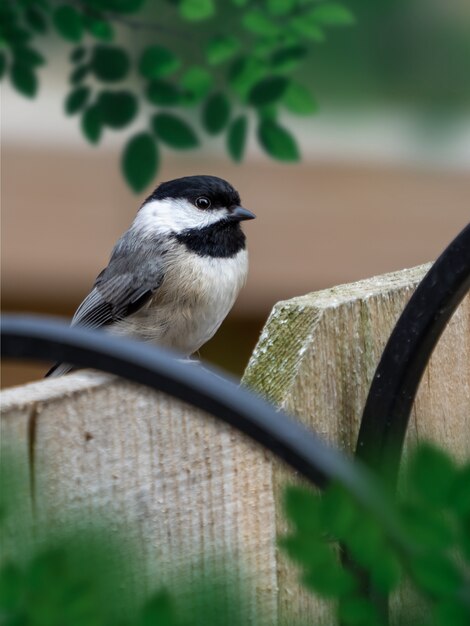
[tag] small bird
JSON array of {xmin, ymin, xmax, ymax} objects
[{"xmin": 46, "ymin": 175, "xmax": 255, "ymax": 377}]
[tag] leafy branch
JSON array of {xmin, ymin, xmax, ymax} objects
[{"xmin": 0, "ymin": 0, "xmax": 355, "ymax": 191}]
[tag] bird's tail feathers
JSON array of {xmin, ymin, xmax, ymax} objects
[{"xmin": 45, "ymin": 363, "xmax": 74, "ymax": 378}]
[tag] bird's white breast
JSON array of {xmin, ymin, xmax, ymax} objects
[{"xmin": 111, "ymin": 247, "xmax": 248, "ymax": 355}]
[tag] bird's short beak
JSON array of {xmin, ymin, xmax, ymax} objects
[{"xmin": 230, "ymin": 206, "xmax": 256, "ymax": 221}]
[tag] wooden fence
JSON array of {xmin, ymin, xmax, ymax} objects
[{"xmin": 1, "ymin": 263, "xmax": 469, "ymax": 624}]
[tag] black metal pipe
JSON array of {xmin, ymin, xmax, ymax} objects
[
  {"xmin": 1, "ymin": 314, "xmax": 406, "ymax": 546},
  {"xmin": 356, "ymin": 222, "xmax": 470, "ymax": 488}
]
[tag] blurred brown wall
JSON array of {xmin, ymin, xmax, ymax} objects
[{"xmin": 2, "ymin": 145, "xmax": 469, "ymax": 387}]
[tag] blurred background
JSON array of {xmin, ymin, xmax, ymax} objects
[{"xmin": 2, "ymin": 0, "xmax": 469, "ymax": 387}]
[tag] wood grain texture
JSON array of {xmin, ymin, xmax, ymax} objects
[
  {"xmin": 1, "ymin": 372, "xmax": 278, "ymax": 623},
  {"xmin": 1, "ymin": 263, "xmax": 468, "ymax": 624},
  {"xmin": 243, "ymin": 263, "xmax": 469, "ymax": 624}
]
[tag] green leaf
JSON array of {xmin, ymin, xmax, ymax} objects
[
  {"xmin": 98, "ymin": 90, "xmax": 138, "ymax": 129},
  {"xmin": 311, "ymin": 3, "xmax": 355, "ymax": 26},
  {"xmin": 321, "ymin": 484, "xmax": 358, "ymax": 539},
  {"xmin": 65, "ymin": 85, "xmax": 90, "ymax": 115},
  {"xmin": 249, "ymin": 76, "xmax": 289, "ymax": 107},
  {"xmin": 435, "ymin": 601, "xmax": 470, "ymax": 626},
  {"xmin": 0, "ymin": 4, "xmax": 17, "ymax": 26},
  {"xmin": 1, "ymin": 12, "xmax": 31, "ymax": 46},
  {"xmin": 0, "ymin": 562, "xmax": 24, "ymax": 611},
  {"xmin": 140, "ymin": 590, "xmax": 176, "ymax": 626},
  {"xmin": 461, "ymin": 519, "xmax": 470, "ymax": 561},
  {"xmin": 139, "ymin": 46, "xmax": 180, "ymax": 79},
  {"xmin": 152, "ymin": 113, "xmax": 199, "ymax": 149},
  {"xmin": 85, "ymin": 15, "xmax": 114, "ymax": 41},
  {"xmin": 229, "ymin": 56, "xmax": 268, "ymax": 100},
  {"xmin": 283, "ymin": 83, "xmax": 318, "ymax": 115},
  {"xmin": 12, "ymin": 46, "xmax": 45, "ymax": 67},
  {"xmin": 70, "ymin": 46, "xmax": 86, "ymax": 64},
  {"xmin": 227, "ymin": 115, "xmax": 248, "ymax": 162},
  {"xmin": 402, "ymin": 505, "xmax": 454, "ymax": 551},
  {"xmin": 290, "ymin": 16, "xmax": 325, "ymax": 42},
  {"xmin": 70, "ymin": 64, "xmax": 89, "ymax": 85},
  {"xmin": 53, "ymin": 5, "xmax": 84, "ymax": 42},
  {"xmin": 146, "ymin": 80, "xmax": 182, "ymax": 106},
  {"xmin": 92, "ymin": 45, "xmax": 130, "ymax": 82},
  {"xmin": 206, "ymin": 35, "xmax": 240, "ymax": 65},
  {"xmin": 257, "ymin": 104, "xmax": 278, "ymax": 121},
  {"xmin": 283, "ymin": 486, "xmax": 323, "ymax": 534},
  {"xmin": 242, "ymin": 9, "xmax": 280, "ymax": 37},
  {"xmin": 122, "ymin": 133, "xmax": 158, "ymax": 193},
  {"xmin": 180, "ymin": 66, "xmax": 213, "ymax": 104},
  {"xmin": 302, "ymin": 567, "xmax": 357, "ymax": 598},
  {"xmin": 179, "ymin": 0, "xmax": 215, "ymax": 22},
  {"xmin": 231, "ymin": 0, "xmax": 248, "ymax": 6},
  {"xmin": 202, "ymin": 92, "xmax": 231, "ymax": 135},
  {"xmin": 253, "ymin": 37, "xmax": 281, "ymax": 59},
  {"xmin": 258, "ymin": 119, "xmax": 299, "ymax": 161},
  {"xmin": 0, "ymin": 52, "xmax": 6, "ymax": 80},
  {"xmin": 450, "ymin": 464, "xmax": 470, "ymax": 517},
  {"xmin": 279, "ymin": 534, "xmax": 334, "ymax": 571},
  {"xmin": 25, "ymin": 6, "xmax": 48, "ymax": 34},
  {"xmin": 338, "ymin": 597, "xmax": 380, "ymax": 626},
  {"xmin": 369, "ymin": 546, "xmax": 402, "ymax": 593},
  {"xmin": 10, "ymin": 63, "xmax": 38, "ymax": 97},
  {"xmin": 410, "ymin": 553, "xmax": 462, "ymax": 596},
  {"xmin": 81, "ymin": 104, "xmax": 102, "ymax": 144},
  {"xmin": 344, "ymin": 518, "xmax": 387, "ymax": 569},
  {"xmin": 266, "ymin": 0, "xmax": 295, "ymax": 17},
  {"xmin": 271, "ymin": 45, "xmax": 307, "ymax": 71},
  {"xmin": 408, "ymin": 444, "xmax": 456, "ymax": 506}
]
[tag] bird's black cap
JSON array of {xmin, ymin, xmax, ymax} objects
[{"xmin": 147, "ymin": 175, "xmax": 241, "ymax": 210}]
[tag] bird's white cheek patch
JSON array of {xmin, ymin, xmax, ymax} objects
[{"xmin": 134, "ymin": 199, "xmax": 228, "ymax": 236}]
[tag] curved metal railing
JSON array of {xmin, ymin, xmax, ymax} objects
[
  {"xmin": 1, "ymin": 314, "xmax": 404, "ymax": 543},
  {"xmin": 356, "ymin": 222, "xmax": 470, "ymax": 488}
]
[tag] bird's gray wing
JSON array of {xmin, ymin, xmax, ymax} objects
[
  {"xmin": 46, "ymin": 245, "xmax": 165, "ymax": 377},
  {"xmin": 70, "ymin": 273, "xmax": 158, "ymax": 329}
]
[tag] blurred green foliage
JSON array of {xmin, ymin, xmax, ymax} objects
[
  {"xmin": 1, "ymin": 441, "xmax": 469, "ymax": 625},
  {"xmin": 0, "ymin": 0, "xmax": 355, "ymax": 191},
  {"xmin": 304, "ymin": 0, "xmax": 470, "ymax": 114},
  {"xmin": 281, "ymin": 444, "xmax": 470, "ymax": 626}
]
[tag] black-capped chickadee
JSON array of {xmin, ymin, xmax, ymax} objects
[{"xmin": 46, "ymin": 175, "xmax": 255, "ymax": 377}]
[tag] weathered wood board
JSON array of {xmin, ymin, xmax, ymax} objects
[
  {"xmin": 0, "ymin": 371, "xmax": 278, "ymax": 621},
  {"xmin": 1, "ymin": 263, "xmax": 469, "ymax": 624},
  {"xmin": 243, "ymin": 263, "xmax": 469, "ymax": 624}
]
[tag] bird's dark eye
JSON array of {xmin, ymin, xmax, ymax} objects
[{"xmin": 195, "ymin": 196, "xmax": 211, "ymax": 210}]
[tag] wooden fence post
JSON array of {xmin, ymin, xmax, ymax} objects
[{"xmin": 243, "ymin": 262, "xmax": 469, "ymax": 625}]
